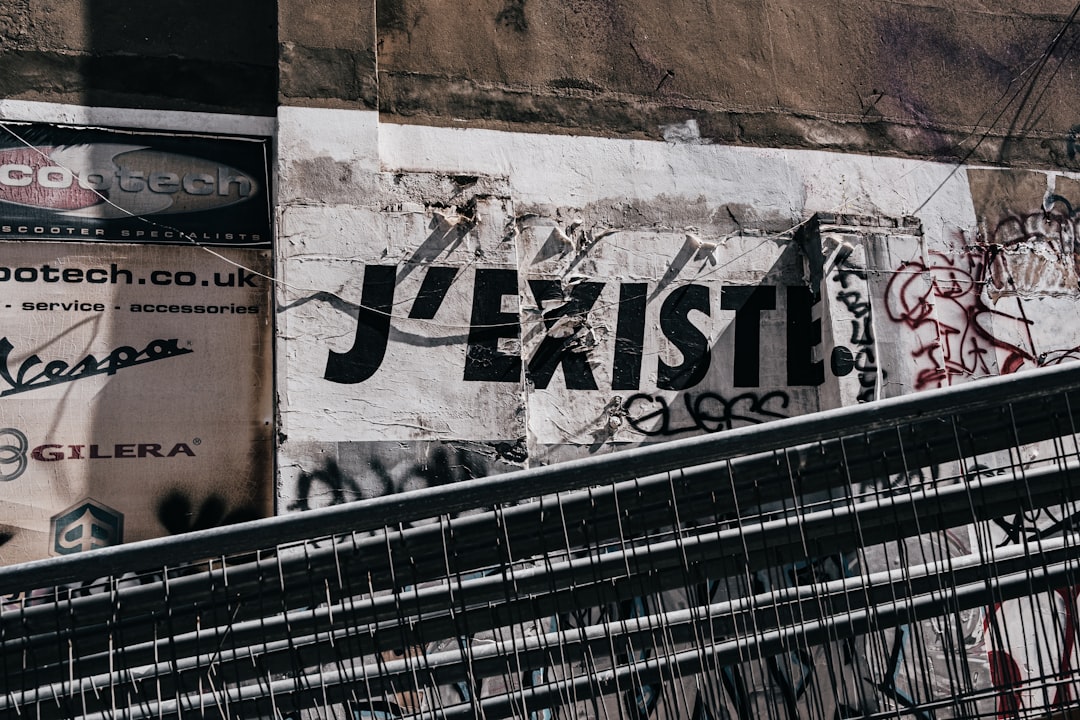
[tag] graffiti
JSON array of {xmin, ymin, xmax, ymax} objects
[
  {"xmin": 623, "ymin": 390, "xmax": 790, "ymax": 437},
  {"xmin": 827, "ymin": 250, "xmax": 881, "ymax": 403},
  {"xmin": 372, "ymin": 445, "xmax": 488, "ymax": 494},
  {"xmin": 288, "ymin": 443, "xmax": 507, "ymax": 515},
  {"xmin": 673, "ymin": 555, "xmax": 881, "ymax": 720},
  {"xmin": 983, "ymin": 587, "xmax": 1080, "ymax": 719},
  {"xmin": 885, "ymin": 250, "xmax": 1039, "ymax": 389},
  {"xmin": 983, "ymin": 195, "xmax": 1080, "ymax": 293},
  {"xmin": 886, "ymin": 247, "xmax": 1080, "ymax": 389},
  {"xmin": 156, "ymin": 489, "xmax": 259, "ymax": 535},
  {"xmin": 971, "ymin": 459, "xmax": 1080, "ymax": 718},
  {"xmin": 288, "ymin": 458, "xmax": 362, "ymax": 513}
]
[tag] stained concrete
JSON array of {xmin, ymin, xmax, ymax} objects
[{"xmin": 3, "ymin": 1, "xmax": 1078, "ymax": 166}]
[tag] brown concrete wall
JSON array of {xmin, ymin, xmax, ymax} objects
[
  {"xmin": 279, "ymin": 0, "xmax": 376, "ymax": 109},
  {"xmin": 2, "ymin": 1, "xmax": 1078, "ymax": 167},
  {"xmin": 0, "ymin": 0, "xmax": 277, "ymax": 115},
  {"xmin": 369, "ymin": 0, "xmax": 1080, "ymax": 168}
]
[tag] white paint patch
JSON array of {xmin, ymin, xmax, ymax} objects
[{"xmin": 0, "ymin": 99, "xmax": 275, "ymax": 136}]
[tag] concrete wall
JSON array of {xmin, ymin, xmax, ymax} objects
[
  {"xmin": 286, "ymin": 0, "xmax": 1080, "ymax": 168},
  {"xmin": 275, "ymin": 101, "xmax": 1080, "ymax": 483},
  {"xmin": 3, "ymin": 1, "xmax": 1080, "ymax": 715},
  {"xmin": 5, "ymin": 0, "xmax": 1079, "ymax": 166},
  {"xmin": 0, "ymin": 1, "xmax": 277, "ymax": 114}
]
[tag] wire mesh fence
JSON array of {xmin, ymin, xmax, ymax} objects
[{"xmin": 4, "ymin": 363, "xmax": 1080, "ymax": 719}]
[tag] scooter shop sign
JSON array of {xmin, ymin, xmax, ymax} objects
[
  {"xmin": 0, "ymin": 124, "xmax": 270, "ymax": 245},
  {"xmin": 0, "ymin": 124, "xmax": 273, "ymax": 565}
]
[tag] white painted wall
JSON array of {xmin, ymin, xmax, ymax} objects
[{"xmin": 276, "ymin": 107, "xmax": 1080, "ymax": 487}]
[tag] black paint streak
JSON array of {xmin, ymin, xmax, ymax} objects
[
  {"xmin": 157, "ymin": 490, "xmax": 259, "ymax": 535},
  {"xmin": 1069, "ymin": 124, "xmax": 1080, "ymax": 161},
  {"xmin": 495, "ymin": 0, "xmax": 527, "ymax": 32},
  {"xmin": 288, "ymin": 459, "xmax": 362, "ymax": 513},
  {"xmin": 794, "ymin": 216, "xmax": 823, "ymax": 303},
  {"xmin": 494, "ymin": 438, "xmax": 528, "ymax": 464}
]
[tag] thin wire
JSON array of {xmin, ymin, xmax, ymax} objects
[
  {"xmin": 0, "ymin": 121, "xmax": 855, "ymax": 334},
  {"xmin": 909, "ymin": 1, "xmax": 1080, "ymax": 217}
]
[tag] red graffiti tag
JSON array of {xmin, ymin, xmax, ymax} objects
[{"xmin": 885, "ymin": 250, "xmax": 1041, "ymax": 389}]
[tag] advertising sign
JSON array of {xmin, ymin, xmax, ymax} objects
[
  {"xmin": 0, "ymin": 124, "xmax": 272, "ymax": 566},
  {"xmin": 0, "ymin": 123, "xmax": 269, "ymax": 245}
]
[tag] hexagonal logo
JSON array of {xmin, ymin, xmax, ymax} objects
[{"xmin": 50, "ymin": 499, "xmax": 123, "ymax": 556}]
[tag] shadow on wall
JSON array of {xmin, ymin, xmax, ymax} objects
[{"xmin": 85, "ymin": 1, "xmax": 277, "ymax": 115}]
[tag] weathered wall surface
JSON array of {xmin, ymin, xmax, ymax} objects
[
  {"xmin": 371, "ymin": 0, "xmax": 1080, "ymax": 168},
  {"xmin": 279, "ymin": 0, "xmax": 376, "ymax": 109},
  {"xmin": 1, "ymin": 0, "xmax": 1079, "ymax": 715},
  {"xmin": 6, "ymin": 0, "xmax": 1079, "ymax": 166},
  {"xmin": 275, "ymin": 104, "xmax": 1080, "ymax": 498},
  {"xmin": 0, "ymin": 1, "xmax": 277, "ymax": 114}
]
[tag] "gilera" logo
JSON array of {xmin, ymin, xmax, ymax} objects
[{"xmin": 0, "ymin": 427, "xmax": 197, "ymax": 482}]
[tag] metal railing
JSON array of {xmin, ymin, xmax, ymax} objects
[{"xmin": 4, "ymin": 363, "xmax": 1080, "ymax": 719}]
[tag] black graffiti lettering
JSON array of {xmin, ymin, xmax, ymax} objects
[
  {"xmin": 157, "ymin": 489, "xmax": 259, "ymax": 535},
  {"xmin": 623, "ymin": 393, "xmax": 676, "ymax": 435},
  {"xmin": 721, "ymin": 285, "xmax": 774, "ymax": 388},
  {"xmin": 850, "ymin": 315, "xmax": 874, "ymax": 345},
  {"xmin": 464, "ymin": 268, "xmax": 521, "ymax": 382},
  {"xmin": 623, "ymin": 390, "xmax": 790, "ymax": 437},
  {"xmin": 855, "ymin": 347, "xmax": 879, "ymax": 402},
  {"xmin": 410, "ymin": 266, "xmax": 459, "ymax": 320},
  {"xmin": 324, "ymin": 265, "xmax": 396, "ymax": 384},
  {"xmin": 786, "ymin": 285, "xmax": 824, "ymax": 387},
  {"xmin": 656, "ymin": 284, "xmax": 711, "ymax": 391},
  {"xmin": 612, "ymin": 283, "xmax": 647, "ymax": 391},
  {"xmin": 832, "ymin": 259, "xmax": 879, "ymax": 402},
  {"xmin": 526, "ymin": 279, "xmax": 603, "ymax": 390},
  {"xmin": 833, "ymin": 261, "xmax": 866, "ymax": 287},
  {"xmin": 288, "ymin": 459, "xmax": 362, "ymax": 513},
  {"xmin": 288, "ymin": 446, "xmax": 499, "ymax": 526},
  {"xmin": 837, "ymin": 290, "xmax": 871, "ymax": 318},
  {"xmin": 855, "ymin": 348, "xmax": 877, "ymax": 378}
]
